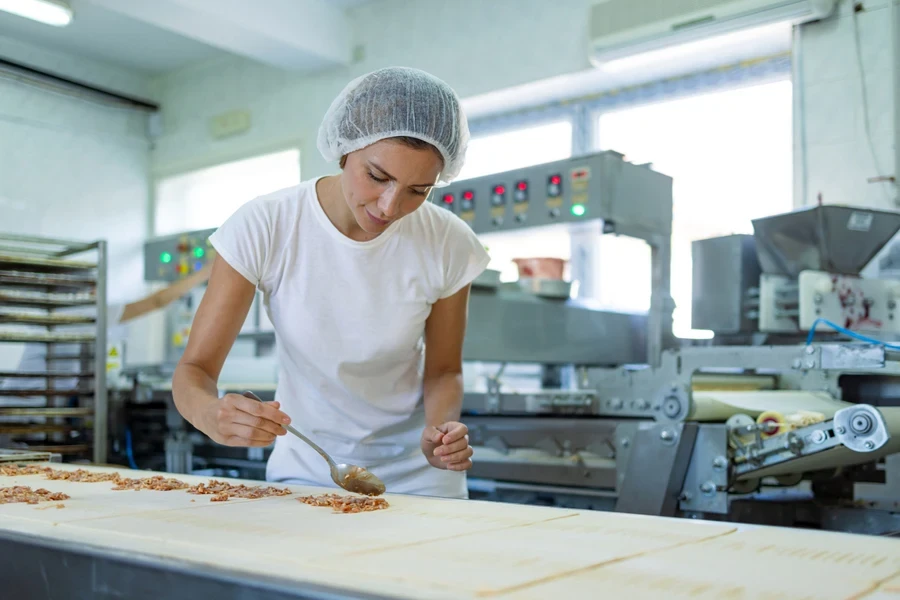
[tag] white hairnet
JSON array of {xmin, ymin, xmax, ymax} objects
[{"xmin": 317, "ymin": 66, "xmax": 469, "ymax": 184}]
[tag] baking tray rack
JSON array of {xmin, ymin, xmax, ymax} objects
[{"xmin": 0, "ymin": 233, "xmax": 108, "ymax": 464}]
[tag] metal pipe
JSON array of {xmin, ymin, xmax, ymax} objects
[
  {"xmin": 93, "ymin": 240, "xmax": 108, "ymax": 464},
  {"xmin": 0, "ymin": 58, "xmax": 159, "ymax": 112}
]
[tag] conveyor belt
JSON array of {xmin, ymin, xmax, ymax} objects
[{"xmin": 0, "ymin": 464, "xmax": 897, "ymax": 599}]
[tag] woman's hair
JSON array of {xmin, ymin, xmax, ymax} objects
[{"xmin": 338, "ymin": 136, "xmax": 442, "ymax": 169}]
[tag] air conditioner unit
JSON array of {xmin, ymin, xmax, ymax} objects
[{"xmin": 589, "ymin": 0, "xmax": 837, "ymax": 67}]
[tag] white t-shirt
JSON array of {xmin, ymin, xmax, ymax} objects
[{"xmin": 208, "ymin": 178, "xmax": 489, "ymax": 498}]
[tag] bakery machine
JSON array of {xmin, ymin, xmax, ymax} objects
[
  {"xmin": 456, "ymin": 198, "xmax": 900, "ymax": 535},
  {"xmin": 116, "ymin": 152, "xmax": 900, "ymax": 535},
  {"xmin": 692, "ymin": 205, "xmax": 900, "ymax": 341}
]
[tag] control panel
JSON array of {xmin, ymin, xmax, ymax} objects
[
  {"xmin": 143, "ymin": 228, "xmax": 217, "ymax": 282},
  {"xmin": 435, "ymin": 151, "xmax": 672, "ymax": 237}
]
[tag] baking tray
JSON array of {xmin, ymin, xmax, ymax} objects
[
  {"xmin": 0, "ymin": 269, "xmax": 96, "ymax": 290},
  {"xmin": 0, "ymin": 312, "xmax": 95, "ymax": 326},
  {"xmin": 13, "ymin": 444, "xmax": 91, "ymax": 455},
  {"xmin": 0, "ymin": 407, "xmax": 92, "ymax": 417},
  {"xmin": 0, "ymin": 253, "xmax": 96, "ymax": 273},
  {"xmin": 473, "ymin": 269, "xmax": 502, "ymax": 290},
  {"xmin": 0, "ymin": 290, "xmax": 96, "ymax": 309},
  {"xmin": 517, "ymin": 277, "xmax": 574, "ymax": 299},
  {"xmin": 0, "ymin": 370, "xmax": 94, "ymax": 379},
  {"xmin": 0, "ymin": 331, "xmax": 96, "ymax": 344},
  {"xmin": 0, "ymin": 448, "xmax": 55, "ymax": 463},
  {"xmin": 0, "ymin": 424, "xmax": 78, "ymax": 435},
  {"xmin": 0, "ymin": 388, "xmax": 94, "ymax": 397}
]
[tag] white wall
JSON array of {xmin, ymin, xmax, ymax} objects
[
  {"xmin": 795, "ymin": 0, "xmax": 898, "ymax": 210},
  {"xmin": 148, "ymin": 0, "xmax": 898, "ymax": 217},
  {"xmin": 148, "ymin": 0, "xmax": 594, "ymax": 180},
  {"xmin": 0, "ymin": 35, "xmax": 153, "ymax": 367}
]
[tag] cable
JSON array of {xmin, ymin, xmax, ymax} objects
[
  {"xmin": 805, "ymin": 317, "xmax": 900, "ymax": 350},
  {"xmin": 124, "ymin": 428, "xmax": 139, "ymax": 470},
  {"xmin": 850, "ymin": 4, "xmax": 894, "ymax": 204}
]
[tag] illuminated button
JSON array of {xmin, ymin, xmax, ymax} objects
[
  {"xmin": 160, "ymin": 252, "xmax": 172, "ymax": 264},
  {"xmin": 461, "ymin": 190, "xmax": 475, "ymax": 212},
  {"xmin": 571, "ymin": 204, "xmax": 586, "ymax": 217},
  {"xmin": 193, "ymin": 247, "xmax": 205, "ymax": 258},
  {"xmin": 441, "ymin": 193, "xmax": 455, "ymax": 211},
  {"xmin": 548, "ymin": 174, "xmax": 562, "ymax": 197},
  {"xmin": 491, "ymin": 184, "xmax": 507, "ymax": 207},
  {"xmin": 194, "ymin": 261, "xmax": 204, "ymax": 271},
  {"xmin": 514, "ymin": 180, "xmax": 528, "ymax": 203},
  {"xmin": 178, "ymin": 264, "xmax": 189, "ymax": 275}
]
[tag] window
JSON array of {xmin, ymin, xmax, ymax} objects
[
  {"xmin": 458, "ymin": 120, "xmax": 574, "ymax": 281},
  {"xmin": 155, "ymin": 149, "xmax": 301, "ymax": 236},
  {"xmin": 457, "ymin": 120, "xmax": 573, "ymax": 182},
  {"xmin": 595, "ymin": 79, "xmax": 793, "ymax": 338}
]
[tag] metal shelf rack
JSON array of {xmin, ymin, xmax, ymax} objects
[{"xmin": 0, "ymin": 233, "xmax": 107, "ymax": 463}]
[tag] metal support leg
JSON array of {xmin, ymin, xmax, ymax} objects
[
  {"xmin": 165, "ymin": 431, "xmax": 193, "ymax": 474},
  {"xmin": 615, "ymin": 422, "xmax": 698, "ymax": 516},
  {"xmin": 678, "ymin": 424, "xmax": 730, "ymax": 515}
]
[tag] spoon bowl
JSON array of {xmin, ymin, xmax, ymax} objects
[{"xmin": 242, "ymin": 391, "xmax": 386, "ymax": 496}]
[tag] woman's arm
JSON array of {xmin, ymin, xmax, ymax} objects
[
  {"xmin": 420, "ymin": 284, "xmax": 474, "ymax": 471},
  {"xmin": 171, "ymin": 257, "xmax": 290, "ymax": 447},
  {"xmin": 119, "ymin": 260, "xmax": 213, "ymax": 324}
]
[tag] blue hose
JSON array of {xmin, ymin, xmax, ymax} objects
[
  {"xmin": 124, "ymin": 428, "xmax": 139, "ymax": 470},
  {"xmin": 806, "ymin": 317, "xmax": 900, "ymax": 350}
]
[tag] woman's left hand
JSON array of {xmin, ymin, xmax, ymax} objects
[{"xmin": 421, "ymin": 422, "xmax": 473, "ymax": 471}]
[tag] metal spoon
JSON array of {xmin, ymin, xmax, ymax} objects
[{"xmin": 241, "ymin": 391, "xmax": 386, "ymax": 496}]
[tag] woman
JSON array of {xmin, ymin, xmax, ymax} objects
[{"xmin": 172, "ymin": 67, "xmax": 489, "ymax": 498}]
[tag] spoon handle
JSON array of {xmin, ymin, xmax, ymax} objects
[{"xmin": 241, "ymin": 391, "xmax": 336, "ymax": 469}]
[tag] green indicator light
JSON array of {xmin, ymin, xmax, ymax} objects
[
  {"xmin": 160, "ymin": 252, "xmax": 173, "ymax": 264},
  {"xmin": 193, "ymin": 247, "xmax": 205, "ymax": 258},
  {"xmin": 571, "ymin": 204, "xmax": 586, "ymax": 217}
]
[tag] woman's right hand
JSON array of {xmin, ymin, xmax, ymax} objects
[{"xmin": 200, "ymin": 394, "xmax": 292, "ymax": 447}]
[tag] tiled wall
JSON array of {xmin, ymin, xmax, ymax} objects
[
  {"xmin": 796, "ymin": 0, "xmax": 897, "ymax": 209},
  {"xmin": 0, "ymin": 35, "xmax": 153, "ymax": 368}
]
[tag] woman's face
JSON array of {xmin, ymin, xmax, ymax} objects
[{"xmin": 340, "ymin": 139, "xmax": 443, "ymax": 235}]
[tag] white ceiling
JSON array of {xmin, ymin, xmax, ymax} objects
[{"xmin": 0, "ymin": 0, "xmax": 377, "ymax": 74}]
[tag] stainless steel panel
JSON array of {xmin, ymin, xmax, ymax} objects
[
  {"xmin": 678, "ymin": 424, "xmax": 729, "ymax": 514},
  {"xmin": 615, "ymin": 422, "xmax": 698, "ymax": 516},
  {"xmin": 752, "ymin": 205, "xmax": 900, "ymax": 276},
  {"xmin": 463, "ymin": 290, "xmax": 647, "ymax": 365},
  {"xmin": 468, "ymin": 455, "xmax": 618, "ymax": 489},
  {"xmin": 438, "ymin": 151, "xmax": 672, "ymax": 237},
  {"xmin": 691, "ymin": 234, "xmax": 760, "ymax": 334}
]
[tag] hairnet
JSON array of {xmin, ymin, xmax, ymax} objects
[{"xmin": 317, "ymin": 66, "xmax": 469, "ymax": 184}]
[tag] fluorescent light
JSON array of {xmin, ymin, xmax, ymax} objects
[
  {"xmin": 0, "ymin": 0, "xmax": 73, "ymax": 27},
  {"xmin": 600, "ymin": 21, "xmax": 787, "ymax": 73}
]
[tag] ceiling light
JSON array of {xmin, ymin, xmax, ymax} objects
[{"xmin": 0, "ymin": 0, "xmax": 73, "ymax": 27}]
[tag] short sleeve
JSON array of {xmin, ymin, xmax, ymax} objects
[
  {"xmin": 208, "ymin": 198, "xmax": 273, "ymax": 288},
  {"xmin": 106, "ymin": 302, "xmax": 126, "ymax": 325},
  {"xmin": 440, "ymin": 217, "xmax": 490, "ymax": 299}
]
